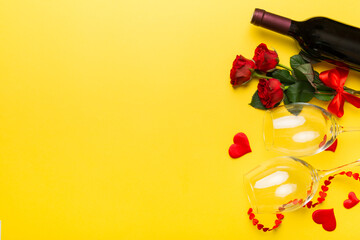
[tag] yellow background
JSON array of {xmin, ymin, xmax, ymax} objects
[{"xmin": 1, "ymin": 0, "xmax": 360, "ymax": 239}]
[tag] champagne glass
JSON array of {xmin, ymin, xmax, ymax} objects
[
  {"xmin": 264, "ymin": 103, "xmax": 360, "ymax": 157},
  {"xmin": 244, "ymin": 156, "xmax": 360, "ymax": 213}
]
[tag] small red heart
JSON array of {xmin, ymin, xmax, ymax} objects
[
  {"xmin": 328, "ymin": 176, "xmax": 335, "ymax": 180},
  {"xmin": 275, "ymin": 219, "xmax": 282, "ymax": 226},
  {"xmin": 312, "ymin": 209, "xmax": 336, "ymax": 231},
  {"xmin": 276, "ymin": 214, "xmax": 284, "ymax": 220},
  {"xmin": 257, "ymin": 224, "xmax": 264, "ymax": 230},
  {"xmin": 344, "ymin": 192, "xmax": 359, "ymax": 209},
  {"xmin": 247, "ymin": 208, "xmax": 253, "ymax": 215},
  {"xmin": 346, "ymin": 171, "xmax": 353, "ymax": 177},
  {"xmin": 319, "ymin": 191, "xmax": 327, "ymax": 198},
  {"xmin": 324, "ymin": 180, "xmax": 331, "ymax": 186},
  {"xmin": 321, "ymin": 185, "xmax": 329, "ymax": 192},
  {"xmin": 325, "ymin": 139, "xmax": 338, "ymax": 152},
  {"xmin": 228, "ymin": 132, "xmax": 252, "ymax": 158},
  {"xmin": 263, "ymin": 227, "xmax": 269, "ymax": 232},
  {"xmin": 306, "ymin": 201, "xmax": 313, "ymax": 208},
  {"xmin": 252, "ymin": 219, "xmax": 259, "ymax": 225},
  {"xmin": 249, "ymin": 213, "xmax": 255, "ymax": 220},
  {"xmin": 353, "ymin": 173, "xmax": 359, "ymax": 180},
  {"xmin": 318, "ymin": 197, "xmax": 325, "ymax": 203}
]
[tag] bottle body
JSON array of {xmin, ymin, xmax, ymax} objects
[{"xmin": 251, "ymin": 9, "xmax": 360, "ymax": 71}]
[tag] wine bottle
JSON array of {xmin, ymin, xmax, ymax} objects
[{"xmin": 251, "ymin": 8, "xmax": 360, "ymax": 71}]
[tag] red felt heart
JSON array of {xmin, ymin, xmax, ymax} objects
[
  {"xmin": 263, "ymin": 227, "xmax": 269, "ymax": 232},
  {"xmin": 346, "ymin": 171, "xmax": 353, "ymax": 177},
  {"xmin": 257, "ymin": 224, "xmax": 264, "ymax": 230},
  {"xmin": 324, "ymin": 180, "xmax": 331, "ymax": 186},
  {"xmin": 312, "ymin": 209, "xmax": 336, "ymax": 231},
  {"xmin": 344, "ymin": 192, "xmax": 359, "ymax": 209},
  {"xmin": 321, "ymin": 185, "xmax": 329, "ymax": 192},
  {"xmin": 319, "ymin": 191, "xmax": 327, "ymax": 198},
  {"xmin": 353, "ymin": 173, "xmax": 359, "ymax": 180},
  {"xmin": 249, "ymin": 213, "xmax": 255, "ymax": 220},
  {"xmin": 252, "ymin": 219, "xmax": 259, "ymax": 225},
  {"xmin": 276, "ymin": 214, "xmax": 284, "ymax": 220},
  {"xmin": 228, "ymin": 132, "xmax": 252, "ymax": 158}
]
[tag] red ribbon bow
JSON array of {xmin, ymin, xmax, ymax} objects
[{"xmin": 319, "ymin": 68, "xmax": 360, "ymax": 117}]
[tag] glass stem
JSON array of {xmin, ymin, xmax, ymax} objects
[
  {"xmin": 317, "ymin": 160, "xmax": 360, "ymax": 179},
  {"xmin": 340, "ymin": 126, "xmax": 360, "ymax": 133}
]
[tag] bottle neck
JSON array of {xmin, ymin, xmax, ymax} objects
[{"xmin": 251, "ymin": 9, "xmax": 293, "ymax": 36}]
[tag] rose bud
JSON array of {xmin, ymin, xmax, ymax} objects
[
  {"xmin": 257, "ymin": 78, "xmax": 284, "ymax": 108},
  {"xmin": 253, "ymin": 43, "xmax": 279, "ymax": 72},
  {"xmin": 230, "ymin": 55, "xmax": 256, "ymax": 86}
]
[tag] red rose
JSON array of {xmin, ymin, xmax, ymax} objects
[
  {"xmin": 230, "ymin": 55, "xmax": 255, "ymax": 86},
  {"xmin": 257, "ymin": 78, "xmax": 283, "ymax": 108},
  {"xmin": 253, "ymin": 43, "xmax": 279, "ymax": 72}
]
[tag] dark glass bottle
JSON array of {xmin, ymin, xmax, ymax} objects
[{"xmin": 251, "ymin": 8, "xmax": 360, "ymax": 71}]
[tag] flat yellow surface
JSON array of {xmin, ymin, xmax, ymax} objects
[{"xmin": 1, "ymin": 0, "xmax": 360, "ymax": 239}]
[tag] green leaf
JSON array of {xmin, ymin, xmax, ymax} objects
[
  {"xmin": 285, "ymin": 81, "xmax": 315, "ymax": 103},
  {"xmin": 316, "ymin": 85, "xmax": 335, "ymax": 92},
  {"xmin": 285, "ymin": 104, "xmax": 303, "ymax": 116},
  {"xmin": 272, "ymin": 70, "xmax": 296, "ymax": 85},
  {"xmin": 314, "ymin": 92, "xmax": 335, "ymax": 101},
  {"xmin": 313, "ymin": 71, "xmax": 321, "ymax": 84},
  {"xmin": 249, "ymin": 90, "xmax": 267, "ymax": 110},
  {"xmin": 283, "ymin": 93, "xmax": 290, "ymax": 105},
  {"xmin": 290, "ymin": 55, "xmax": 306, "ymax": 69},
  {"xmin": 293, "ymin": 63, "xmax": 314, "ymax": 83}
]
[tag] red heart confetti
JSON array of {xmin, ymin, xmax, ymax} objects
[
  {"xmin": 263, "ymin": 228, "xmax": 269, "ymax": 232},
  {"xmin": 325, "ymin": 139, "xmax": 338, "ymax": 152},
  {"xmin": 247, "ymin": 208, "xmax": 253, "ymax": 215},
  {"xmin": 276, "ymin": 214, "xmax": 284, "ymax": 220},
  {"xmin": 228, "ymin": 132, "xmax": 252, "ymax": 158},
  {"xmin": 319, "ymin": 191, "xmax": 327, "ymax": 198},
  {"xmin": 324, "ymin": 180, "xmax": 331, "ymax": 186},
  {"xmin": 257, "ymin": 224, "xmax": 264, "ymax": 230},
  {"xmin": 344, "ymin": 192, "xmax": 360, "ymax": 209},
  {"xmin": 249, "ymin": 213, "xmax": 255, "ymax": 220},
  {"xmin": 328, "ymin": 176, "xmax": 335, "ymax": 180},
  {"xmin": 346, "ymin": 171, "xmax": 353, "ymax": 177},
  {"xmin": 318, "ymin": 197, "xmax": 325, "ymax": 203},
  {"xmin": 353, "ymin": 173, "xmax": 359, "ymax": 180},
  {"xmin": 312, "ymin": 209, "xmax": 336, "ymax": 231},
  {"xmin": 275, "ymin": 219, "xmax": 282, "ymax": 226},
  {"xmin": 252, "ymin": 219, "xmax": 259, "ymax": 225},
  {"xmin": 321, "ymin": 185, "xmax": 329, "ymax": 192}
]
